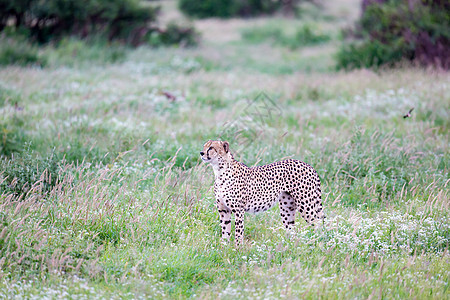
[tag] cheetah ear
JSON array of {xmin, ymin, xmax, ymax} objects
[{"xmin": 223, "ymin": 141, "xmax": 229, "ymax": 153}]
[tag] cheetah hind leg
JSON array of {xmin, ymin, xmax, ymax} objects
[
  {"xmin": 311, "ymin": 187, "xmax": 326, "ymax": 226},
  {"xmin": 289, "ymin": 190, "xmax": 322, "ymax": 227},
  {"xmin": 278, "ymin": 192, "xmax": 296, "ymax": 230}
]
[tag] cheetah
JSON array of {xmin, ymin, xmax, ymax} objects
[{"xmin": 200, "ymin": 140, "xmax": 325, "ymax": 246}]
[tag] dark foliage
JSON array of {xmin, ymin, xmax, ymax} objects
[
  {"xmin": 337, "ymin": 0, "xmax": 450, "ymax": 69},
  {"xmin": 178, "ymin": 0, "xmax": 282, "ymax": 18},
  {"xmin": 149, "ymin": 23, "xmax": 199, "ymax": 47},
  {"xmin": 0, "ymin": 0, "xmax": 159, "ymax": 45}
]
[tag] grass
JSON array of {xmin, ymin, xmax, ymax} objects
[
  {"xmin": 0, "ymin": 0, "xmax": 449, "ymax": 298},
  {"xmin": 0, "ymin": 37, "xmax": 46, "ymax": 67},
  {"xmin": 241, "ymin": 23, "xmax": 331, "ymax": 49}
]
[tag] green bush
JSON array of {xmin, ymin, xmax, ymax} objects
[
  {"xmin": 336, "ymin": 39, "xmax": 406, "ymax": 69},
  {"xmin": 0, "ymin": 0, "xmax": 158, "ymax": 45},
  {"xmin": 178, "ymin": 0, "xmax": 281, "ymax": 18},
  {"xmin": 179, "ymin": 0, "xmax": 236, "ymax": 18},
  {"xmin": 336, "ymin": 0, "xmax": 450, "ymax": 70},
  {"xmin": 148, "ymin": 23, "xmax": 199, "ymax": 47},
  {"xmin": 238, "ymin": 0, "xmax": 283, "ymax": 16},
  {"xmin": 0, "ymin": 0, "xmax": 199, "ymax": 52}
]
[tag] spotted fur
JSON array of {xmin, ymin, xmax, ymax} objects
[{"xmin": 200, "ymin": 140, "xmax": 325, "ymax": 246}]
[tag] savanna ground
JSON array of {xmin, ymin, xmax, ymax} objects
[{"xmin": 0, "ymin": 0, "xmax": 449, "ymax": 299}]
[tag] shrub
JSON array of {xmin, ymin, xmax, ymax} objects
[
  {"xmin": 179, "ymin": 0, "xmax": 236, "ymax": 18},
  {"xmin": 178, "ymin": 0, "xmax": 282, "ymax": 18},
  {"xmin": 336, "ymin": 0, "xmax": 450, "ymax": 70},
  {"xmin": 148, "ymin": 23, "xmax": 199, "ymax": 47},
  {"xmin": 336, "ymin": 39, "xmax": 406, "ymax": 69},
  {"xmin": 0, "ymin": 0, "xmax": 159, "ymax": 45},
  {"xmin": 238, "ymin": 0, "xmax": 283, "ymax": 17}
]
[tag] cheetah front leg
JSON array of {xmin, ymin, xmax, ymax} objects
[
  {"xmin": 234, "ymin": 209, "xmax": 245, "ymax": 246},
  {"xmin": 217, "ymin": 203, "xmax": 232, "ymax": 242}
]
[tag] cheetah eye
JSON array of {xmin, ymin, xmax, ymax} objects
[{"xmin": 207, "ymin": 146, "xmax": 215, "ymax": 156}]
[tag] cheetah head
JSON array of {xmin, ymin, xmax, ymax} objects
[{"xmin": 200, "ymin": 140, "xmax": 231, "ymax": 165}]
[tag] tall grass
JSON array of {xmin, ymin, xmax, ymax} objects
[{"xmin": 0, "ymin": 65, "xmax": 448, "ymax": 298}]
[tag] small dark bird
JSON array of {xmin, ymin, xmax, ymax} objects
[
  {"xmin": 403, "ymin": 107, "xmax": 414, "ymax": 118},
  {"xmin": 162, "ymin": 91, "xmax": 177, "ymax": 102}
]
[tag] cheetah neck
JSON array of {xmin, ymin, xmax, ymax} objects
[{"xmin": 212, "ymin": 158, "xmax": 245, "ymax": 178}]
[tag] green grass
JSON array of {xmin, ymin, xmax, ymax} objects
[
  {"xmin": 241, "ymin": 23, "xmax": 331, "ymax": 49},
  {"xmin": 0, "ymin": 0, "xmax": 449, "ymax": 298},
  {"xmin": 0, "ymin": 37, "xmax": 46, "ymax": 67}
]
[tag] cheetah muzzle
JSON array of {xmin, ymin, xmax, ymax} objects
[{"xmin": 200, "ymin": 140, "xmax": 325, "ymax": 246}]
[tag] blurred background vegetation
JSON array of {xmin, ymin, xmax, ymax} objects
[
  {"xmin": 0, "ymin": 0, "xmax": 198, "ymax": 67},
  {"xmin": 338, "ymin": 0, "xmax": 449, "ymax": 69},
  {"xmin": 0, "ymin": 0, "xmax": 448, "ymax": 69}
]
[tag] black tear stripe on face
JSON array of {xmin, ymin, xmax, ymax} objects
[{"xmin": 206, "ymin": 146, "xmax": 213, "ymax": 159}]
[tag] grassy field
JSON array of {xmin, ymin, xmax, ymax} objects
[{"xmin": 0, "ymin": 0, "xmax": 449, "ymax": 299}]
